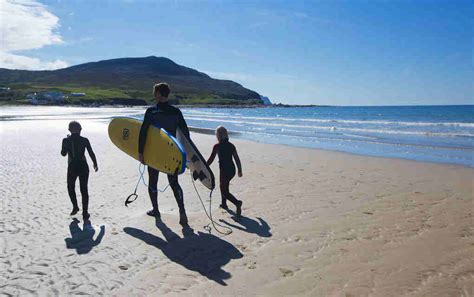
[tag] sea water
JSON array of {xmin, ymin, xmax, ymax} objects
[
  {"xmin": 180, "ymin": 105, "xmax": 474, "ymax": 167},
  {"xmin": 1, "ymin": 105, "xmax": 473, "ymax": 167}
]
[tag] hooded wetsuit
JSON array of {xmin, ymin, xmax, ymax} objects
[
  {"xmin": 207, "ymin": 139, "xmax": 242, "ymax": 207},
  {"xmin": 61, "ymin": 134, "xmax": 97, "ymax": 215},
  {"xmin": 138, "ymin": 102, "xmax": 190, "ymax": 214}
]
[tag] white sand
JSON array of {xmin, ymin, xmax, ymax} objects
[{"xmin": 1, "ymin": 109, "xmax": 473, "ymax": 296}]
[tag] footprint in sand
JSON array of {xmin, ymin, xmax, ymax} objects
[
  {"xmin": 236, "ymin": 244, "xmax": 248, "ymax": 251},
  {"xmin": 279, "ymin": 268, "xmax": 294, "ymax": 277},
  {"xmin": 247, "ymin": 261, "xmax": 257, "ymax": 269}
]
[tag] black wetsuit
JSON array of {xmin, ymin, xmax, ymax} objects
[
  {"xmin": 138, "ymin": 102, "xmax": 190, "ymax": 214},
  {"xmin": 61, "ymin": 134, "xmax": 97, "ymax": 216},
  {"xmin": 207, "ymin": 139, "xmax": 242, "ymax": 207}
]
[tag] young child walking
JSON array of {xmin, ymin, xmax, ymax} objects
[
  {"xmin": 61, "ymin": 121, "xmax": 98, "ymax": 220},
  {"xmin": 207, "ymin": 126, "xmax": 243, "ymax": 216}
]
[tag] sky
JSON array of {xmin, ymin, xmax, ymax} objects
[{"xmin": 0, "ymin": 0, "xmax": 472, "ymax": 105}]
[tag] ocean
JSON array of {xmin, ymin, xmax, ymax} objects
[
  {"xmin": 1, "ymin": 105, "xmax": 473, "ymax": 167},
  {"xmin": 179, "ymin": 105, "xmax": 474, "ymax": 167}
]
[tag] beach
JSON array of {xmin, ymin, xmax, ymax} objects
[{"xmin": 1, "ymin": 111, "xmax": 473, "ymax": 296}]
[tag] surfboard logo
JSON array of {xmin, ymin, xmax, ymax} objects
[{"xmin": 122, "ymin": 128, "xmax": 129, "ymax": 140}]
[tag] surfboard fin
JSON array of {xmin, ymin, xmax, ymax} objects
[{"xmin": 192, "ymin": 170, "xmax": 208, "ymax": 181}]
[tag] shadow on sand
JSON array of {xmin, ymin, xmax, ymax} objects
[
  {"xmin": 219, "ymin": 212, "xmax": 272, "ymax": 238},
  {"xmin": 65, "ymin": 218, "xmax": 105, "ymax": 254},
  {"xmin": 124, "ymin": 219, "xmax": 243, "ymax": 285}
]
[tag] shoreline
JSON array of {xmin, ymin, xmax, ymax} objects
[
  {"xmin": 0, "ymin": 104, "xmax": 471, "ymax": 169},
  {"xmin": 189, "ymin": 126, "xmax": 473, "ymax": 169},
  {"xmin": 234, "ymin": 135, "xmax": 474, "ymax": 170},
  {"xmin": 0, "ymin": 102, "xmax": 327, "ymax": 108},
  {"xmin": 3, "ymin": 102, "xmax": 473, "ymax": 108}
]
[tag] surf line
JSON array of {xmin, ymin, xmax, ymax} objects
[{"xmin": 124, "ymin": 164, "xmax": 233, "ymax": 236}]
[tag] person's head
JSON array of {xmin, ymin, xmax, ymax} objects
[
  {"xmin": 153, "ymin": 82, "xmax": 170, "ymax": 103},
  {"xmin": 68, "ymin": 121, "xmax": 82, "ymax": 134},
  {"xmin": 215, "ymin": 126, "xmax": 229, "ymax": 143}
]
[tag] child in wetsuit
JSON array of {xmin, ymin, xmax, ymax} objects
[
  {"xmin": 207, "ymin": 126, "xmax": 243, "ymax": 216},
  {"xmin": 61, "ymin": 121, "xmax": 98, "ymax": 220}
]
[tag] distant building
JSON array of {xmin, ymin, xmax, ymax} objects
[
  {"xmin": 260, "ymin": 95, "xmax": 272, "ymax": 105},
  {"xmin": 70, "ymin": 92, "xmax": 86, "ymax": 97},
  {"xmin": 29, "ymin": 91, "xmax": 66, "ymax": 105}
]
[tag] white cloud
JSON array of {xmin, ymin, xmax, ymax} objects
[
  {"xmin": 1, "ymin": 0, "xmax": 63, "ymax": 51},
  {"xmin": 0, "ymin": 0, "xmax": 68, "ymax": 70},
  {"xmin": 0, "ymin": 51, "xmax": 68, "ymax": 70}
]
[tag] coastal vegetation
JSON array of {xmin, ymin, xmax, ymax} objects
[{"xmin": 0, "ymin": 56, "xmax": 263, "ymax": 106}]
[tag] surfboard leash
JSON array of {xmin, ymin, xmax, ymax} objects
[
  {"xmin": 125, "ymin": 163, "xmax": 170, "ymax": 207},
  {"xmin": 190, "ymin": 173, "xmax": 232, "ymax": 236}
]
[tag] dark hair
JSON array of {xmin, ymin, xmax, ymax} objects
[
  {"xmin": 216, "ymin": 125, "xmax": 229, "ymax": 142},
  {"xmin": 68, "ymin": 121, "xmax": 82, "ymax": 133},
  {"xmin": 153, "ymin": 83, "xmax": 170, "ymax": 98}
]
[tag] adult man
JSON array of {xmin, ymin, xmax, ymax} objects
[{"xmin": 138, "ymin": 83, "xmax": 190, "ymax": 226}]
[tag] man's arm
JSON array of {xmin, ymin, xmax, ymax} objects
[
  {"xmin": 86, "ymin": 139, "xmax": 98, "ymax": 171},
  {"xmin": 138, "ymin": 109, "xmax": 152, "ymax": 163},
  {"xmin": 177, "ymin": 110, "xmax": 190, "ymax": 138}
]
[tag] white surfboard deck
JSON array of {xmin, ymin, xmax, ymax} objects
[{"xmin": 176, "ymin": 128, "xmax": 215, "ymax": 190}]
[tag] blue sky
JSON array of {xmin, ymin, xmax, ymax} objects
[{"xmin": 1, "ymin": 0, "xmax": 472, "ymax": 105}]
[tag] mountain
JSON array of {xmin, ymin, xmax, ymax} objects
[
  {"xmin": 260, "ymin": 95, "xmax": 272, "ymax": 105},
  {"xmin": 0, "ymin": 56, "xmax": 262, "ymax": 105}
]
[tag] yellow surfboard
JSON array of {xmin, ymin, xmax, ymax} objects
[{"xmin": 108, "ymin": 117, "xmax": 186, "ymax": 175}]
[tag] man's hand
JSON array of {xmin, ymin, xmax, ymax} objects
[
  {"xmin": 139, "ymin": 153, "xmax": 145, "ymax": 164},
  {"xmin": 94, "ymin": 164, "xmax": 98, "ymax": 172},
  {"xmin": 238, "ymin": 171, "xmax": 243, "ymax": 177}
]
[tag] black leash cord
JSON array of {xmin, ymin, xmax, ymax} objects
[
  {"xmin": 125, "ymin": 163, "xmax": 170, "ymax": 207},
  {"xmin": 190, "ymin": 173, "xmax": 232, "ymax": 235}
]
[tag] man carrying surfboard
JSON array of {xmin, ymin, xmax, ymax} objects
[{"xmin": 138, "ymin": 83, "xmax": 190, "ymax": 226}]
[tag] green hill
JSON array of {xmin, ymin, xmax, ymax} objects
[{"xmin": 0, "ymin": 56, "xmax": 262, "ymax": 105}]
